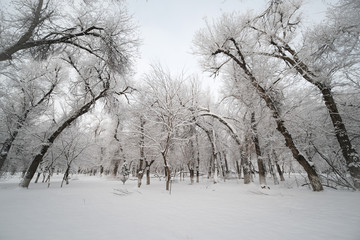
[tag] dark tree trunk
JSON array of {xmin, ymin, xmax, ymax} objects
[
  {"xmin": 213, "ymin": 44, "xmax": 323, "ymax": 191},
  {"xmin": 113, "ymin": 161, "xmax": 119, "ymax": 177},
  {"xmin": 0, "ymin": 136, "xmax": 16, "ymax": 172},
  {"xmin": 146, "ymin": 160, "xmax": 154, "ymax": 185},
  {"xmin": 146, "ymin": 166, "xmax": 150, "ymax": 185},
  {"xmin": 242, "ymin": 138, "xmax": 251, "ymax": 184},
  {"xmin": 61, "ymin": 166, "xmax": 70, "ymax": 188},
  {"xmin": 34, "ymin": 172, "xmax": 41, "ymax": 183},
  {"xmin": 190, "ymin": 168, "xmax": 194, "ymax": 184},
  {"xmin": 161, "ymin": 149, "xmax": 172, "ymax": 190},
  {"xmin": 100, "ymin": 165, "xmax": 104, "ymax": 176},
  {"xmin": 165, "ymin": 165, "xmax": 171, "ymax": 191},
  {"xmin": 196, "ymin": 166, "xmax": 200, "ymax": 183},
  {"xmin": 236, "ymin": 160, "xmax": 242, "ymax": 179},
  {"xmin": 196, "ymin": 133, "xmax": 200, "ymax": 183},
  {"xmin": 272, "ymin": 41, "xmax": 359, "ymax": 189},
  {"xmin": 273, "ymin": 150, "xmax": 285, "ymax": 181},
  {"xmin": 319, "ymin": 86, "xmax": 360, "ymax": 189},
  {"xmin": 208, "ymin": 156, "xmax": 212, "ymax": 179},
  {"xmin": 223, "ymin": 151, "xmax": 229, "ymax": 179},
  {"xmin": 251, "ymin": 112, "xmax": 267, "ymax": 186}
]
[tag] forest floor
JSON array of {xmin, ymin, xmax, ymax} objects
[{"xmin": 0, "ymin": 173, "xmax": 359, "ymax": 240}]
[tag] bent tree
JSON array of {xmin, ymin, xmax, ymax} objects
[
  {"xmin": 198, "ymin": 112, "xmax": 252, "ymax": 185},
  {"xmin": 20, "ymin": 61, "xmax": 134, "ymax": 188},
  {"xmin": 194, "ymin": 18, "xmax": 324, "ymax": 191},
  {"xmin": 249, "ymin": 0, "xmax": 360, "ymax": 189}
]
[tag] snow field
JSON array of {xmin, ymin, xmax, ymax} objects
[{"xmin": 0, "ymin": 174, "xmax": 359, "ymax": 240}]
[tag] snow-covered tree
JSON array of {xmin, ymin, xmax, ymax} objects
[{"xmin": 193, "ymin": 9, "xmax": 324, "ymax": 191}]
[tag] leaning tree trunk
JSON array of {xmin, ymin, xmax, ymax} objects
[
  {"xmin": 20, "ymin": 88, "xmax": 108, "ymax": 188},
  {"xmin": 251, "ymin": 112, "xmax": 267, "ymax": 186},
  {"xmin": 273, "ymin": 41, "xmax": 360, "ymax": 189},
  {"xmin": 61, "ymin": 166, "xmax": 70, "ymax": 188},
  {"xmin": 213, "ymin": 44, "xmax": 323, "ymax": 191},
  {"xmin": 319, "ymin": 86, "xmax": 360, "ymax": 189}
]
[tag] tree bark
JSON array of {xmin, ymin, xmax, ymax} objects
[
  {"xmin": 34, "ymin": 172, "xmax": 41, "ymax": 183},
  {"xmin": 319, "ymin": 86, "xmax": 360, "ymax": 189},
  {"xmin": 213, "ymin": 42, "xmax": 323, "ymax": 191},
  {"xmin": 273, "ymin": 150, "xmax": 285, "ymax": 181},
  {"xmin": 236, "ymin": 160, "xmax": 242, "ymax": 179},
  {"xmin": 268, "ymin": 154, "xmax": 279, "ymax": 185},
  {"xmin": 137, "ymin": 116, "xmax": 146, "ymax": 188},
  {"xmin": 146, "ymin": 160, "xmax": 155, "ymax": 185},
  {"xmin": 251, "ymin": 112, "xmax": 267, "ymax": 186}
]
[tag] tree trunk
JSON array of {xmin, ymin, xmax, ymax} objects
[
  {"xmin": 61, "ymin": 166, "xmax": 70, "ymax": 188},
  {"xmin": 242, "ymin": 156, "xmax": 251, "ymax": 184},
  {"xmin": 213, "ymin": 154, "xmax": 218, "ymax": 184},
  {"xmin": 242, "ymin": 139, "xmax": 251, "ymax": 184},
  {"xmin": 268, "ymin": 154, "xmax": 279, "ymax": 185},
  {"xmin": 145, "ymin": 160, "xmax": 154, "ymax": 185},
  {"xmin": 196, "ymin": 134, "xmax": 200, "ymax": 183},
  {"xmin": 0, "ymin": 137, "xmax": 16, "ymax": 172},
  {"xmin": 214, "ymin": 42, "xmax": 324, "ymax": 191},
  {"xmin": 165, "ymin": 165, "xmax": 171, "ymax": 191},
  {"xmin": 137, "ymin": 116, "xmax": 146, "ymax": 188},
  {"xmin": 190, "ymin": 168, "xmax": 194, "ymax": 184},
  {"xmin": 273, "ymin": 150, "xmax": 285, "ymax": 181},
  {"xmin": 146, "ymin": 166, "xmax": 150, "ymax": 185},
  {"xmin": 34, "ymin": 172, "xmax": 41, "ymax": 183},
  {"xmin": 208, "ymin": 157, "xmax": 212, "ymax": 179},
  {"xmin": 236, "ymin": 160, "xmax": 242, "ymax": 179},
  {"xmin": 20, "ymin": 146, "xmax": 51, "ymax": 188},
  {"xmin": 113, "ymin": 161, "xmax": 119, "ymax": 177},
  {"xmin": 319, "ymin": 86, "xmax": 360, "ymax": 189},
  {"xmin": 251, "ymin": 112, "xmax": 267, "ymax": 186},
  {"xmin": 137, "ymin": 164, "xmax": 144, "ymax": 188}
]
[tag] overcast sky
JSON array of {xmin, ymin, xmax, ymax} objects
[{"xmin": 127, "ymin": 0, "xmax": 335, "ymax": 95}]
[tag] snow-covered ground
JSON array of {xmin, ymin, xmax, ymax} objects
[{"xmin": 0, "ymin": 174, "xmax": 359, "ymax": 240}]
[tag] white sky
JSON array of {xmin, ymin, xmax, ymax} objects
[{"xmin": 126, "ymin": 0, "xmax": 335, "ymax": 96}]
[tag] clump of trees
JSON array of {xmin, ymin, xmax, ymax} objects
[{"xmin": 0, "ymin": 0, "xmax": 359, "ymax": 192}]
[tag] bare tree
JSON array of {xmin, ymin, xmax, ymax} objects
[
  {"xmin": 20, "ymin": 58, "xmax": 135, "ymax": 188},
  {"xmin": 59, "ymin": 130, "xmax": 89, "ymax": 187},
  {"xmin": 194, "ymin": 13, "xmax": 324, "ymax": 191},
  {"xmin": 0, "ymin": 0, "xmax": 137, "ymax": 73},
  {"xmin": 0, "ymin": 61, "xmax": 61, "ymax": 172},
  {"xmin": 246, "ymin": 0, "xmax": 360, "ymax": 189},
  {"xmin": 137, "ymin": 65, "xmax": 197, "ymax": 190}
]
